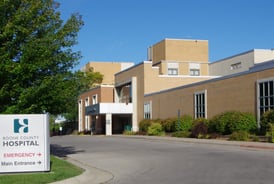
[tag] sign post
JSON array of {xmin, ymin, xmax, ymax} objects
[{"xmin": 0, "ymin": 114, "xmax": 50, "ymax": 173}]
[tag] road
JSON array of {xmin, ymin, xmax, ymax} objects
[{"xmin": 50, "ymin": 135, "xmax": 274, "ymax": 184}]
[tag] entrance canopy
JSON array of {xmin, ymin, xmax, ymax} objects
[{"xmin": 85, "ymin": 103, "xmax": 132, "ymax": 115}]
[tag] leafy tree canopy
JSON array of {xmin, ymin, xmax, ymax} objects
[{"xmin": 0, "ymin": 0, "xmax": 96, "ymax": 116}]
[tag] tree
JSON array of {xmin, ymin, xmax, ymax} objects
[
  {"xmin": 76, "ymin": 68, "xmax": 104, "ymax": 90},
  {"xmin": 0, "ymin": 0, "xmax": 84, "ymax": 115},
  {"xmin": 61, "ymin": 69, "xmax": 103, "ymax": 122}
]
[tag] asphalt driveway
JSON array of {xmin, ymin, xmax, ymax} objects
[{"xmin": 50, "ymin": 135, "xmax": 274, "ymax": 184}]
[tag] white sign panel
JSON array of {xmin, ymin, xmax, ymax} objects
[{"xmin": 0, "ymin": 114, "xmax": 50, "ymax": 173}]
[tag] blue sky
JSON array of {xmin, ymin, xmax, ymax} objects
[{"xmin": 57, "ymin": 0, "xmax": 274, "ymax": 70}]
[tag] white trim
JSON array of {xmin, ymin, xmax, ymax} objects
[
  {"xmin": 144, "ymin": 101, "xmax": 152, "ymax": 119},
  {"xmin": 257, "ymin": 77, "xmax": 274, "ymax": 83},
  {"xmin": 158, "ymin": 75, "xmax": 219, "ymax": 78},
  {"xmin": 189, "ymin": 63, "xmax": 200, "ymax": 69},
  {"xmin": 132, "ymin": 77, "xmax": 138, "ymax": 132},
  {"xmin": 92, "ymin": 94, "xmax": 98, "ymax": 105},
  {"xmin": 85, "ymin": 97, "xmax": 90, "ymax": 131},
  {"xmin": 256, "ymin": 77, "xmax": 274, "ymax": 128},
  {"xmin": 194, "ymin": 90, "xmax": 207, "ymax": 119},
  {"xmin": 78, "ymin": 100, "xmax": 83, "ymax": 132}
]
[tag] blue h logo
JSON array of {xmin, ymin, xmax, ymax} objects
[{"xmin": 14, "ymin": 119, "xmax": 29, "ymax": 133}]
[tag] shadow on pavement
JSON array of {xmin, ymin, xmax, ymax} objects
[{"xmin": 50, "ymin": 144, "xmax": 85, "ymax": 158}]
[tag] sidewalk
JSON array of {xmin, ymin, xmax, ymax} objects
[
  {"xmin": 50, "ymin": 156, "xmax": 113, "ymax": 184},
  {"xmin": 115, "ymin": 135, "xmax": 274, "ymax": 150},
  {"xmin": 50, "ymin": 135, "xmax": 274, "ymax": 184}
]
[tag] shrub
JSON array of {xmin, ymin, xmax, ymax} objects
[
  {"xmin": 175, "ymin": 115, "xmax": 193, "ymax": 132},
  {"xmin": 227, "ymin": 112, "xmax": 257, "ymax": 134},
  {"xmin": 209, "ymin": 111, "xmax": 257, "ymax": 135},
  {"xmin": 266, "ymin": 124, "xmax": 274, "ymax": 143},
  {"xmin": 161, "ymin": 118, "xmax": 177, "ymax": 132},
  {"xmin": 123, "ymin": 130, "xmax": 136, "ymax": 135},
  {"xmin": 208, "ymin": 114, "xmax": 226, "ymax": 134},
  {"xmin": 171, "ymin": 131, "xmax": 191, "ymax": 138},
  {"xmin": 249, "ymin": 134, "xmax": 260, "ymax": 142},
  {"xmin": 208, "ymin": 133, "xmax": 220, "ymax": 139},
  {"xmin": 139, "ymin": 119, "xmax": 152, "ymax": 132},
  {"xmin": 229, "ymin": 131, "xmax": 249, "ymax": 141},
  {"xmin": 260, "ymin": 109, "xmax": 274, "ymax": 134},
  {"xmin": 191, "ymin": 118, "xmax": 208, "ymax": 138},
  {"xmin": 147, "ymin": 123, "xmax": 165, "ymax": 136}
]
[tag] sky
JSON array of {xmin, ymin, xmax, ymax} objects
[{"xmin": 57, "ymin": 0, "xmax": 274, "ymax": 70}]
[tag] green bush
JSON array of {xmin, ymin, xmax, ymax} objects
[
  {"xmin": 171, "ymin": 131, "xmax": 191, "ymax": 138},
  {"xmin": 249, "ymin": 134, "xmax": 260, "ymax": 142},
  {"xmin": 260, "ymin": 109, "xmax": 274, "ymax": 134},
  {"xmin": 208, "ymin": 133, "xmax": 220, "ymax": 139},
  {"xmin": 139, "ymin": 119, "xmax": 152, "ymax": 132},
  {"xmin": 147, "ymin": 123, "xmax": 165, "ymax": 136},
  {"xmin": 175, "ymin": 115, "xmax": 193, "ymax": 132},
  {"xmin": 123, "ymin": 130, "xmax": 136, "ymax": 135},
  {"xmin": 191, "ymin": 118, "xmax": 208, "ymax": 138},
  {"xmin": 227, "ymin": 112, "xmax": 257, "ymax": 133},
  {"xmin": 266, "ymin": 123, "xmax": 274, "ymax": 143},
  {"xmin": 208, "ymin": 114, "xmax": 225, "ymax": 134},
  {"xmin": 229, "ymin": 131, "xmax": 249, "ymax": 141},
  {"xmin": 209, "ymin": 111, "xmax": 257, "ymax": 135},
  {"xmin": 161, "ymin": 118, "xmax": 177, "ymax": 132}
]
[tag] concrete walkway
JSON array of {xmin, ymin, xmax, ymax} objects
[
  {"xmin": 50, "ymin": 156, "xmax": 113, "ymax": 184},
  {"xmin": 50, "ymin": 135, "xmax": 274, "ymax": 184}
]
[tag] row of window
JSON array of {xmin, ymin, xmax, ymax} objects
[
  {"xmin": 144, "ymin": 78, "xmax": 274, "ymax": 121},
  {"xmin": 167, "ymin": 68, "xmax": 200, "ymax": 76},
  {"xmin": 78, "ymin": 94, "xmax": 99, "ymax": 132},
  {"xmin": 167, "ymin": 62, "xmax": 201, "ymax": 76},
  {"xmin": 230, "ymin": 62, "xmax": 242, "ymax": 70},
  {"xmin": 82, "ymin": 94, "xmax": 98, "ymax": 107}
]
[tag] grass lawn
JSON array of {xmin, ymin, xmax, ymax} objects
[{"xmin": 0, "ymin": 155, "xmax": 84, "ymax": 184}]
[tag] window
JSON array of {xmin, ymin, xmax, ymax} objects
[
  {"xmin": 85, "ymin": 97, "xmax": 90, "ymax": 130},
  {"xmin": 190, "ymin": 69, "xmax": 200, "ymax": 76},
  {"xmin": 92, "ymin": 94, "xmax": 98, "ymax": 105},
  {"xmin": 118, "ymin": 84, "xmax": 132, "ymax": 103},
  {"xmin": 168, "ymin": 68, "xmax": 178, "ymax": 75},
  {"xmin": 257, "ymin": 79, "xmax": 274, "ymax": 118},
  {"xmin": 189, "ymin": 63, "xmax": 200, "ymax": 76},
  {"xmin": 144, "ymin": 101, "xmax": 152, "ymax": 119},
  {"xmin": 194, "ymin": 90, "xmax": 207, "ymax": 118},
  {"xmin": 230, "ymin": 62, "xmax": 242, "ymax": 70},
  {"xmin": 167, "ymin": 62, "xmax": 178, "ymax": 75},
  {"xmin": 85, "ymin": 97, "xmax": 89, "ymax": 106}
]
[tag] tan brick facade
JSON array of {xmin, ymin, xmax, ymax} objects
[
  {"xmin": 144, "ymin": 66, "xmax": 274, "ymax": 121},
  {"xmin": 82, "ymin": 62, "xmax": 134, "ymax": 85},
  {"xmin": 78, "ymin": 38, "xmax": 274, "ymax": 134},
  {"xmin": 78, "ymin": 85, "xmax": 114, "ymax": 133},
  {"xmin": 150, "ymin": 39, "xmax": 208, "ymax": 64}
]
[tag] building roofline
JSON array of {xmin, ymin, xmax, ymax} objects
[
  {"xmin": 209, "ymin": 49, "xmax": 256, "ymax": 64},
  {"xmin": 85, "ymin": 61, "xmax": 134, "ymax": 64},
  {"xmin": 210, "ymin": 49, "xmax": 274, "ymax": 64},
  {"xmin": 151, "ymin": 38, "xmax": 208, "ymax": 48},
  {"xmin": 145, "ymin": 59, "xmax": 274, "ymax": 97},
  {"xmin": 81, "ymin": 61, "xmax": 134, "ymax": 71},
  {"xmin": 114, "ymin": 61, "xmax": 145, "ymax": 75},
  {"xmin": 78, "ymin": 84, "xmax": 114, "ymax": 96}
]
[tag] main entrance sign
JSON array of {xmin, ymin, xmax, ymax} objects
[{"xmin": 0, "ymin": 114, "xmax": 50, "ymax": 173}]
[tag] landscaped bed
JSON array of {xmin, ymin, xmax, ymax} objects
[{"xmin": 124, "ymin": 110, "xmax": 274, "ymax": 143}]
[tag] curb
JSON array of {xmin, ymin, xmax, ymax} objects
[
  {"xmin": 50, "ymin": 157, "xmax": 113, "ymax": 184},
  {"xmin": 112, "ymin": 135, "xmax": 274, "ymax": 151}
]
